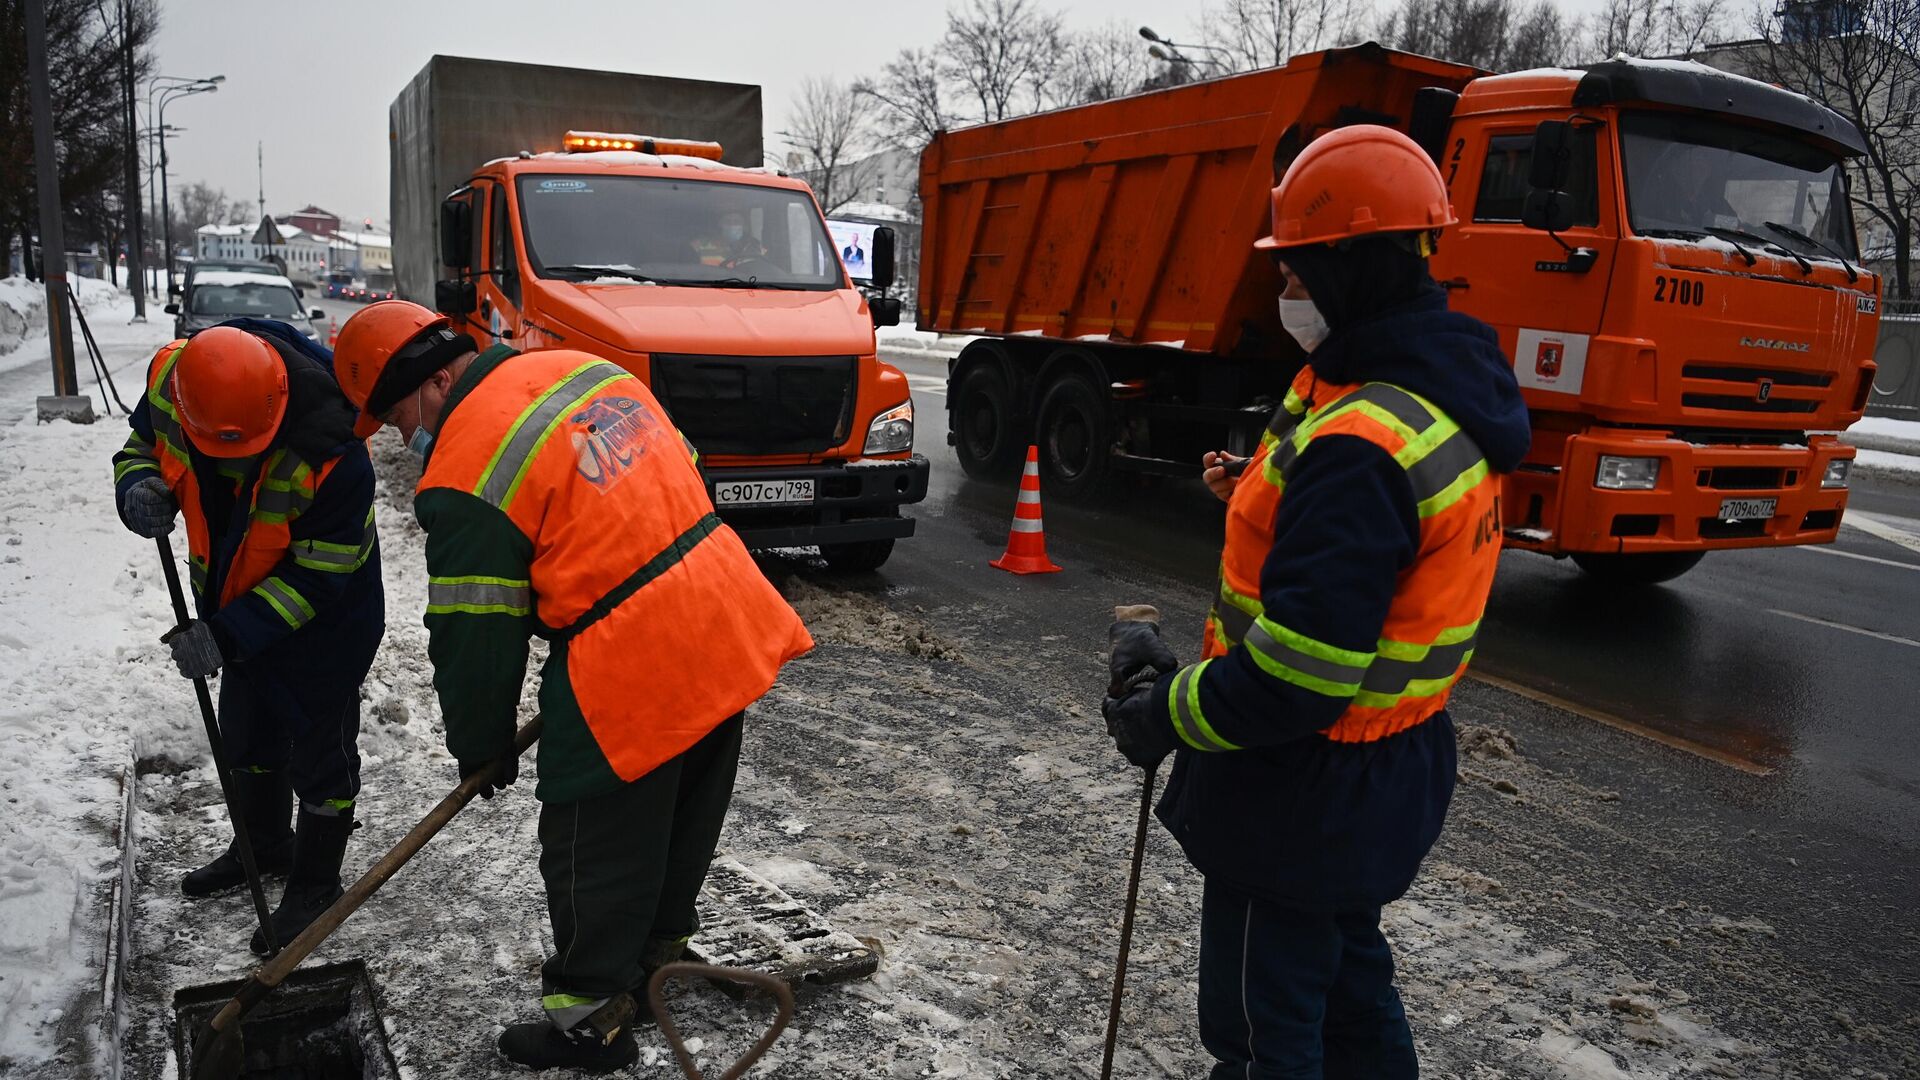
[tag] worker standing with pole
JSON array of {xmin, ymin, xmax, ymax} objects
[
  {"xmin": 112, "ymin": 320, "xmax": 383, "ymax": 955},
  {"xmin": 332, "ymin": 301, "xmax": 813, "ymax": 1071},
  {"xmin": 1099, "ymin": 126, "xmax": 1531, "ymax": 1077}
]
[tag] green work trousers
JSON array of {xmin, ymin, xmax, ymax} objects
[{"xmin": 538, "ymin": 712, "xmax": 742, "ymax": 1025}]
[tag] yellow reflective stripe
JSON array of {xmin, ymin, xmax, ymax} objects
[
  {"xmin": 1167, "ymin": 661, "xmax": 1240, "ymax": 752},
  {"xmin": 426, "ymin": 574, "xmax": 532, "ymax": 616},
  {"xmin": 115, "ymin": 457, "xmax": 163, "ymax": 483},
  {"xmin": 1362, "ymin": 624, "xmax": 1479, "ymax": 697},
  {"xmin": 1242, "ymin": 615, "xmax": 1372, "ymax": 698},
  {"xmin": 252, "ymin": 576, "xmax": 316, "ymax": 629},
  {"xmin": 1416, "ymin": 459, "xmax": 1490, "ymax": 518},
  {"xmin": 541, "ymin": 994, "xmax": 600, "ymax": 1011},
  {"xmin": 475, "ymin": 362, "xmax": 630, "ymax": 511}
]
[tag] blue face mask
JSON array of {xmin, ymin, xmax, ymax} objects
[{"xmin": 407, "ymin": 426, "xmax": 433, "ymax": 461}]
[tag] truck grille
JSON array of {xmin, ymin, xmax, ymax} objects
[
  {"xmin": 650, "ymin": 354, "xmax": 856, "ymax": 456},
  {"xmin": 1680, "ymin": 364, "xmax": 1832, "ymax": 416}
]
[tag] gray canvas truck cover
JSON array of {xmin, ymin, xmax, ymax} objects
[{"xmin": 390, "ymin": 55, "xmax": 764, "ymax": 303}]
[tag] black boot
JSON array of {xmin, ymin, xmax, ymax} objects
[
  {"xmin": 182, "ymin": 770, "xmax": 294, "ymax": 898},
  {"xmin": 249, "ymin": 805, "xmax": 354, "ymax": 955},
  {"xmin": 497, "ymin": 994, "xmax": 639, "ymax": 1073}
]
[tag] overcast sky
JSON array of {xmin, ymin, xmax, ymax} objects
[{"xmin": 150, "ymin": 0, "xmax": 1605, "ymax": 230}]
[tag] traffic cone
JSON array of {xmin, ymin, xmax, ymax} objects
[
  {"xmin": 327, "ymin": 320, "xmax": 338, "ymax": 348},
  {"xmin": 991, "ymin": 445, "xmax": 1063, "ymax": 575}
]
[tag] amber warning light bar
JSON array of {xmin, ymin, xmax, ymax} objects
[{"xmin": 562, "ymin": 130, "xmax": 724, "ymax": 159}]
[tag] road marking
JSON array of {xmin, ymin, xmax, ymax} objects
[
  {"xmin": 1844, "ymin": 511, "xmax": 1920, "ymax": 555},
  {"xmin": 1467, "ymin": 672, "xmax": 1774, "ymax": 776},
  {"xmin": 907, "ymin": 375, "xmax": 947, "ymax": 397},
  {"xmin": 1798, "ymin": 545, "xmax": 1920, "ymax": 572},
  {"xmin": 1765, "ymin": 608, "xmax": 1920, "ymax": 649}
]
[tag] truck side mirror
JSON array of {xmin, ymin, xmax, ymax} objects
[
  {"xmin": 435, "ymin": 279, "xmax": 477, "ymax": 316},
  {"xmin": 870, "ymin": 296, "xmax": 903, "ymax": 328},
  {"xmin": 1521, "ymin": 190, "xmax": 1574, "ymax": 233},
  {"xmin": 1529, "ymin": 120, "xmax": 1573, "ymax": 191},
  {"xmin": 163, "ymin": 302, "xmax": 179, "ymax": 315},
  {"xmin": 870, "ymin": 227, "xmax": 896, "ymax": 291},
  {"xmin": 440, "ymin": 196, "xmax": 474, "ymax": 271}
]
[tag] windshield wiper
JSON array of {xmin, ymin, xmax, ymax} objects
[
  {"xmin": 652, "ymin": 276, "xmax": 812, "ymax": 291},
  {"xmin": 1706, "ymin": 226, "xmax": 1812, "ymax": 275},
  {"xmin": 1762, "ymin": 221, "xmax": 1859, "ymax": 283},
  {"xmin": 1637, "ymin": 227, "xmax": 1710, "ymax": 239},
  {"xmin": 545, "ymin": 264, "xmax": 659, "ymax": 283}
]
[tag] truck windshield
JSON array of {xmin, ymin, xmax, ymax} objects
[
  {"xmin": 1620, "ymin": 111, "xmax": 1856, "ymax": 259},
  {"xmin": 515, "ymin": 174, "xmax": 843, "ymax": 290}
]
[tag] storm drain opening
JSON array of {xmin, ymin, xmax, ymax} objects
[{"xmin": 171, "ymin": 960, "xmax": 401, "ymax": 1080}]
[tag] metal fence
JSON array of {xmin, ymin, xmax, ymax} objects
[{"xmin": 1868, "ymin": 298, "xmax": 1920, "ymax": 419}]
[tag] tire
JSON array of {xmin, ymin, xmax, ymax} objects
[
  {"xmin": 819, "ymin": 537, "xmax": 895, "ymax": 573},
  {"xmin": 1035, "ymin": 369, "xmax": 1113, "ymax": 501},
  {"xmin": 952, "ymin": 361, "xmax": 1021, "ymax": 480},
  {"xmin": 1569, "ymin": 550, "xmax": 1705, "ymax": 585}
]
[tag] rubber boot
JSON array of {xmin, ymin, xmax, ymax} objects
[
  {"xmin": 497, "ymin": 994, "xmax": 639, "ymax": 1073},
  {"xmin": 249, "ymin": 806, "xmax": 354, "ymax": 955},
  {"xmin": 182, "ymin": 770, "xmax": 294, "ymax": 898}
]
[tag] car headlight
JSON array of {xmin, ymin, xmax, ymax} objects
[
  {"xmin": 863, "ymin": 400, "xmax": 914, "ymax": 455},
  {"xmin": 1822, "ymin": 459, "xmax": 1850, "ymax": 489},
  {"xmin": 1595, "ymin": 455, "xmax": 1660, "ymax": 490}
]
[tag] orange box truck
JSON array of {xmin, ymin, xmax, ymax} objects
[
  {"xmin": 393, "ymin": 56, "xmax": 927, "ymax": 571},
  {"xmin": 919, "ymin": 44, "xmax": 1878, "ymax": 582}
]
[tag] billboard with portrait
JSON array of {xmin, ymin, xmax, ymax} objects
[{"xmin": 825, "ymin": 219, "xmax": 879, "ymax": 283}]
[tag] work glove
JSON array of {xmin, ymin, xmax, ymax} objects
[
  {"xmin": 163, "ymin": 619, "xmax": 223, "ymax": 680},
  {"xmin": 121, "ymin": 477, "xmax": 176, "ymax": 538},
  {"xmin": 1102, "ymin": 674, "xmax": 1180, "ymax": 770},
  {"xmin": 459, "ymin": 752, "xmax": 518, "ymax": 799},
  {"xmin": 1108, "ymin": 619, "xmax": 1179, "ymax": 696}
]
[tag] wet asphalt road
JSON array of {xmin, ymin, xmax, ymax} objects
[{"xmin": 878, "ymin": 349, "xmax": 1920, "ymax": 863}]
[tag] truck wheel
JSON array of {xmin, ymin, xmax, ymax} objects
[
  {"xmin": 1569, "ymin": 551, "xmax": 1705, "ymax": 585},
  {"xmin": 1036, "ymin": 370, "xmax": 1112, "ymax": 501},
  {"xmin": 819, "ymin": 537, "xmax": 896, "ymax": 573},
  {"xmin": 953, "ymin": 363, "xmax": 1020, "ymax": 480}
]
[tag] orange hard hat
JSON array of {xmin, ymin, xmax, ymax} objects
[
  {"xmin": 333, "ymin": 300, "xmax": 452, "ymax": 438},
  {"xmin": 1256, "ymin": 125, "xmax": 1457, "ymax": 251},
  {"xmin": 171, "ymin": 327, "xmax": 288, "ymax": 459}
]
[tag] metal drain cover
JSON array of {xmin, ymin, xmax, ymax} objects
[
  {"xmin": 689, "ymin": 855, "xmax": 878, "ymax": 996},
  {"xmin": 172, "ymin": 960, "xmax": 400, "ymax": 1080}
]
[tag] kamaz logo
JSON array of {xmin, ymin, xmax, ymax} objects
[{"xmin": 1739, "ymin": 337, "xmax": 1811, "ymax": 352}]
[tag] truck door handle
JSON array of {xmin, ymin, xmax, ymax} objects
[{"xmin": 1439, "ymin": 277, "xmax": 1470, "ymax": 291}]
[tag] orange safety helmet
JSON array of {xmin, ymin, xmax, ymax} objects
[
  {"xmin": 171, "ymin": 327, "xmax": 288, "ymax": 458},
  {"xmin": 333, "ymin": 300, "xmax": 452, "ymax": 438},
  {"xmin": 1255, "ymin": 125, "xmax": 1457, "ymax": 251}
]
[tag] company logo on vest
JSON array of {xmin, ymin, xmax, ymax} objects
[{"xmin": 571, "ymin": 396, "xmax": 661, "ymax": 491}]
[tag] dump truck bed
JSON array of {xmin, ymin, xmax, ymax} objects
[{"xmin": 916, "ymin": 45, "xmax": 1480, "ymax": 357}]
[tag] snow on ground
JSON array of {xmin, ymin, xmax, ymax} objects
[
  {"xmin": 0, "ymin": 297, "xmax": 1900, "ymax": 1077},
  {"xmin": 0, "ymin": 276, "xmax": 128, "ymax": 365},
  {"xmin": 1847, "ymin": 415, "xmax": 1920, "ymax": 445}
]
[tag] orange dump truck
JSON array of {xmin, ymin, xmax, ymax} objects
[
  {"xmin": 393, "ymin": 56, "xmax": 926, "ymax": 571},
  {"xmin": 920, "ymin": 44, "xmax": 1879, "ymax": 582}
]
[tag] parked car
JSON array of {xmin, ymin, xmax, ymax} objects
[
  {"xmin": 165, "ymin": 271, "xmax": 328, "ymax": 342},
  {"xmin": 183, "ymin": 258, "xmax": 304, "ymax": 302}
]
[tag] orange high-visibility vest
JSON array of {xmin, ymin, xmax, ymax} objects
[
  {"xmin": 1196, "ymin": 367, "xmax": 1502, "ymax": 744},
  {"xmin": 133, "ymin": 341, "xmax": 340, "ymax": 609},
  {"xmin": 419, "ymin": 349, "xmax": 813, "ymax": 782}
]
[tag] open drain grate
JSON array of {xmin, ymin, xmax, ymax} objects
[
  {"xmin": 172, "ymin": 960, "xmax": 400, "ymax": 1080},
  {"xmin": 689, "ymin": 855, "xmax": 878, "ymax": 998}
]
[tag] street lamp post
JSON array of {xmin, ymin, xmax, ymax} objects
[
  {"xmin": 1138, "ymin": 26, "xmax": 1232, "ymax": 78},
  {"xmin": 145, "ymin": 75, "xmax": 222, "ymax": 298}
]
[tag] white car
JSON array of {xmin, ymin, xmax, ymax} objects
[{"xmin": 166, "ymin": 271, "xmax": 328, "ymax": 341}]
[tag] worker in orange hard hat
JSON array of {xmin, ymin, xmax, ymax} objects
[
  {"xmin": 332, "ymin": 300, "xmax": 810, "ymax": 1071},
  {"xmin": 111, "ymin": 319, "xmax": 384, "ymax": 956},
  {"xmin": 1099, "ymin": 125, "xmax": 1531, "ymax": 1077}
]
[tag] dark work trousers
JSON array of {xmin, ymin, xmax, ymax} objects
[
  {"xmin": 538, "ymin": 712, "xmax": 743, "ymax": 1019},
  {"xmin": 1198, "ymin": 876, "xmax": 1418, "ymax": 1080},
  {"xmin": 217, "ymin": 657, "xmax": 364, "ymax": 811}
]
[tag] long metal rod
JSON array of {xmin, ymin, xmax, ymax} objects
[
  {"xmin": 155, "ymin": 535, "xmax": 277, "ymax": 954},
  {"xmin": 1100, "ymin": 763, "xmax": 1157, "ymax": 1080}
]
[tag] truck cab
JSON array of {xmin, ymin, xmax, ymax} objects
[
  {"xmin": 1433, "ymin": 59, "xmax": 1878, "ymax": 580},
  {"xmin": 433, "ymin": 133, "xmax": 928, "ymax": 571}
]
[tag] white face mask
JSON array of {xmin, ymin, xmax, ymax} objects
[{"xmin": 1278, "ymin": 297, "xmax": 1330, "ymax": 354}]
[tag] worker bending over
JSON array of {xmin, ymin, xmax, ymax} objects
[
  {"xmin": 1102, "ymin": 127, "xmax": 1531, "ymax": 1078},
  {"xmin": 112, "ymin": 321, "xmax": 383, "ymax": 955},
  {"xmin": 333, "ymin": 301, "xmax": 813, "ymax": 1071}
]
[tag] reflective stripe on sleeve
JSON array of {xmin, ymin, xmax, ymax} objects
[
  {"xmin": 291, "ymin": 508, "xmax": 377, "ymax": 573},
  {"xmin": 252, "ymin": 576, "xmax": 316, "ymax": 629},
  {"xmin": 1242, "ymin": 615, "xmax": 1372, "ymax": 698},
  {"xmin": 476, "ymin": 362, "xmax": 633, "ymax": 511},
  {"xmin": 1167, "ymin": 661, "xmax": 1241, "ymax": 752},
  {"xmin": 426, "ymin": 575, "xmax": 533, "ymax": 617},
  {"xmin": 254, "ymin": 453, "xmax": 316, "ymax": 523},
  {"xmin": 1399, "ymin": 427, "xmax": 1491, "ymax": 518},
  {"xmin": 1354, "ymin": 624, "xmax": 1479, "ymax": 705}
]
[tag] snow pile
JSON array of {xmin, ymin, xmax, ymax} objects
[
  {"xmin": 0, "ymin": 276, "xmax": 124, "ymax": 360},
  {"xmin": 875, "ymin": 322, "xmax": 975, "ymax": 358}
]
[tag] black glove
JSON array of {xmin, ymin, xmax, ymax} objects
[
  {"xmin": 1108, "ymin": 620, "xmax": 1179, "ymax": 696},
  {"xmin": 459, "ymin": 752, "xmax": 518, "ymax": 799},
  {"xmin": 122, "ymin": 477, "xmax": 176, "ymax": 538},
  {"xmin": 1102, "ymin": 672, "xmax": 1179, "ymax": 770},
  {"xmin": 163, "ymin": 619, "xmax": 223, "ymax": 679}
]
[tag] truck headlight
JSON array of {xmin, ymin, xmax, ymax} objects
[
  {"xmin": 864, "ymin": 401, "xmax": 914, "ymax": 455},
  {"xmin": 1595, "ymin": 455, "xmax": 1660, "ymax": 490},
  {"xmin": 1822, "ymin": 459, "xmax": 1850, "ymax": 489}
]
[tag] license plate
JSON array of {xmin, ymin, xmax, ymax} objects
[
  {"xmin": 713, "ymin": 479, "xmax": 815, "ymax": 507},
  {"xmin": 1717, "ymin": 497, "xmax": 1777, "ymax": 520}
]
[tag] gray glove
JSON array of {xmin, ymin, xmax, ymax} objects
[
  {"xmin": 164, "ymin": 620, "xmax": 224, "ymax": 679},
  {"xmin": 1108, "ymin": 620, "xmax": 1178, "ymax": 696},
  {"xmin": 121, "ymin": 477, "xmax": 176, "ymax": 538}
]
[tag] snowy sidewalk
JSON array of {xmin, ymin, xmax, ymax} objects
[{"xmin": 1840, "ymin": 414, "xmax": 1920, "ymax": 478}]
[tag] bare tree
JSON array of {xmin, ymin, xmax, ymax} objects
[
  {"xmin": 1506, "ymin": 1, "xmax": 1578, "ymax": 69},
  {"xmin": 1048, "ymin": 21, "xmax": 1156, "ymax": 107},
  {"xmin": 1199, "ymin": 0, "xmax": 1364, "ymax": 72},
  {"xmin": 1740, "ymin": 0, "xmax": 1920, "ymax": 297},
  {"xmin": 854, "ymin": 47, "xmax": 955, "ymax": 161},
  {"xmin": 781, "ymin": 76, "xmax": 880, "ymax": 216},
  {"xmin": 169, "ymin": 180, "xmax": 238, "ymax": 244},
  {"xmin": 942, "ymin": 0, "xmax": 1066, "ymax": 122},
  {"xmin": 1379, "ymin": 0, "xmax": 1516, "ymax": 69},
  {"xmin": 1584, "ymin": 0, "xmax": 1729, "ymax": 59}
]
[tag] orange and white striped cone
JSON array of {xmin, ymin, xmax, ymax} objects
[{"xmin": 991, "ymin": 445, "xmax": 1063, "ymax": 575}]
